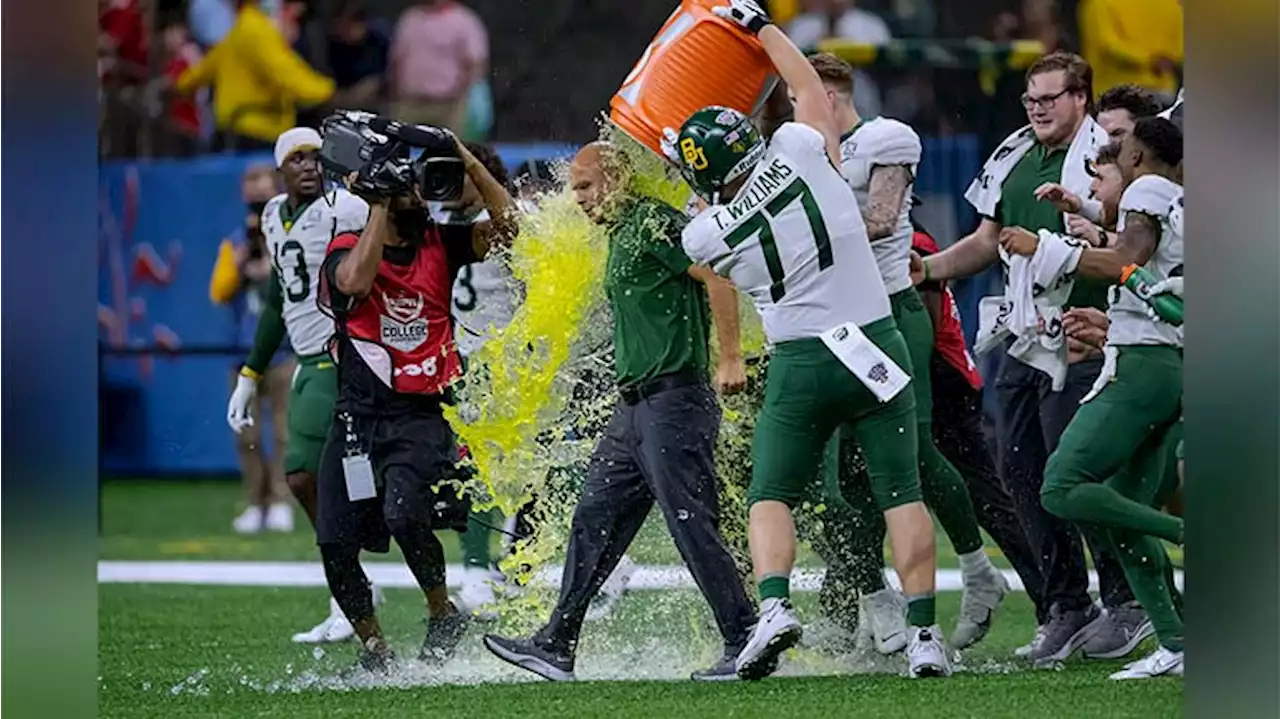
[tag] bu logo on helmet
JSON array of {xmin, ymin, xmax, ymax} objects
[{"xmin": 679, "ymin": 137, "xmax": 708, "ymax": 170}]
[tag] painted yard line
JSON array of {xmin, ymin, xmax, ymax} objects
[{"xmin": 99, "ymin": 561, "xmax": 1185, "ymax": 593}]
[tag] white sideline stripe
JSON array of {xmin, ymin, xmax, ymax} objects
[{"xmin": 98, "ymin": 561, "xmax": 1184, "ymax": 593}]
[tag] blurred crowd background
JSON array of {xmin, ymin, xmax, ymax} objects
[{"xmin": 99, "ymin": 0, "xmax": 1183, "ymax": 159}]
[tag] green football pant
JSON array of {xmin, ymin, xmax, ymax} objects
[
  {"xmin": 284, "ymin": 354, "xmax": 338, "ymax": 476},
  {"xmin": 1041, "ymin": 345, "xmax": 1184, "ymax": 649}
]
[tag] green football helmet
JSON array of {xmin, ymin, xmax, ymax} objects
[{"xmin": 670, "ymin": 106, "xmax": 766, "ymax": 203}]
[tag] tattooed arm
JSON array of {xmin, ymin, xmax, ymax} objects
[
  {"xmin": 864, "ymin": 165, "xmax": 913, "ymax": 241},
  {"xmin": 1075, "ymin": 210, "xmax": 1160, "ymax": 280}
]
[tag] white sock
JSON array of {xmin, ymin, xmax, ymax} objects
[{"xmin": 959, "ymin": 549, "xmax": 993, "ymax": 575}]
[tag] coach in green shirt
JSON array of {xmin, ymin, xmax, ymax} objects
[
  {"xmin": 483, "ymin": 142, "xmax": 759, "ymax": 683},
  {"xmin": 915, "ymin": 51, "xmax": 1143, "ymax": 666}
]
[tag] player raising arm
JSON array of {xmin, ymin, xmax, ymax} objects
[
  {"xmin": 226, "ymin": 128, "xmax": 379, "ymax": 644},
  {"xmin": 665, "ymin": 0, "xmax": 946, "ymax": 679}
]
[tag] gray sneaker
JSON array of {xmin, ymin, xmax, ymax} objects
[
  {"xmin": 1027, "ymin": 603, "xmax": 1103, "ymax": 666},
  {"xmin": 953, "ymin": 560, "xmax": 1011, "ymax": 649},
  {"xmin": 483, "ymin": 634, "xmax": 576, "ymax": 681},
  {"xmin": 1014, "ymin": 624, "xmax": 1047, "ymax": 658},
  {"xmin": 1082, "ymin": 602, "xmax": 1155, "ymax": 660},
  {"xmin": 692, "ymin": 652, "xmax": 778, "ymax": 681},
  {"xmin": 419, "ymin": 612, "xmax": 471, "ymax": 664}
]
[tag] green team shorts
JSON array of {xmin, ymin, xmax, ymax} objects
[
  {"xmin": 1043, "ymin": 345, "xmax": 1183, "ymax": 509},
  {"xmin": 285, "ymin": 353, "xmax": 339, "ymax": 476},
  {"xmin": 749, "ymin": 316, "xmax": 922, "ymax": 510}
]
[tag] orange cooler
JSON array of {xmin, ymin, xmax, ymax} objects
[{"xmin": 610, "ymin": 0, "xmax": 778, "ymax": 158}]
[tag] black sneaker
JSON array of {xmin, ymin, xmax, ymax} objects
[
  {"xmin": 1028, "ymin": 602, "xmax": 1103, "ymax": 666},
  {"xmin": 357, "ymin": 637, "xmax": 395, "ymax": 674},
  {"xmin": 692, "ymin": 652, "xmax": 778, "ymax": 681},
  {"xmin": 483, "ymin": 634, "xmax": 576, "ymax": 681},
  {"xmin": 419, "ymin": 612, "xmax": 471, "ymax": 664}
]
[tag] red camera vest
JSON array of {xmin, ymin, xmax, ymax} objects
[{"xmin": 325, "ymin": 230, "xmax": 462, "ymax": 396}]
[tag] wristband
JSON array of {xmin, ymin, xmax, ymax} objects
[
  {"xmin": 922, "ymin": 260, "xmax": 933, "ymax": 282},
  {"xmin": 239, "ymin": 366, "xmax": 262, "ymax": 381},
  {"xmin": 746, "ymin": 15, "xmax": 770, "ymax": 34}
]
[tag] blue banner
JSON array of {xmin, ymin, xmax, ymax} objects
[{"xmin": 98, "ymin": 139, "xmax": 989, "ymax": 475}]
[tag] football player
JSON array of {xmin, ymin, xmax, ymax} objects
[
  {"xmin": 227, "ymin": 127, "xmax": 381, "ymax": 643},
  {"xmin": 669, "ymin": 0, "xmax": 948, "ymax": 679}
]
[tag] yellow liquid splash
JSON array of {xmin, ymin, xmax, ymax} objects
[{"xmin": 446, "ymin": 124, "xmax": 771, "ymax": 632}]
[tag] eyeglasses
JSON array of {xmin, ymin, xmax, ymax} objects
[{"xmin": 1021, "ymin": 88, "xmax": 1075, "ymax": 110}]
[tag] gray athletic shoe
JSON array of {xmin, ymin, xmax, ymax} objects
[
  {"xmin": 1027, "ymin": 602, "xmax": 1103, "ymax": 666},
  {"xmin": 952, "ymin": 560, "xmax": 1010, "ymax": 650},
  {"xmin": 1082, "ymin": 602, "xmax": 1156, "ymax": 660},
  {"xmin": 419, "ymin": 612, "xmax": 471, "ymax": 664},
  {"xmin": 1014, "ymin": 625, "xmax": 1047, "ymax": 658},
  {"xmin": 356, "ymin": 637, "xmax": 395, "ymax": 674},
  {"xmin": 483, "ymin": 634, "xmax": 577, "ymax": 681},
  {"xmin": 692, "ymin": 652, "xmax": 778, "ymax": 681}
]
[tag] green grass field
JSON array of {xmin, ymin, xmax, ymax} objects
[{"xmin": 98, "ymin": 480, "xmax": 1184, "ymax": 717}]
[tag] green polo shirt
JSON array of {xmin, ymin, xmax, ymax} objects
[
  {"xmin": 996, "ymin": 144, "xmax": 1110, "ymax": 311},
  {"xmin": 604, "ymin": 197, "xmax": 711, "ymax": 389}
]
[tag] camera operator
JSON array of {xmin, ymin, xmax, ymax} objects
[{"xmin": 314, "ymin": 116, "xmax": 518, "ymax": 671}]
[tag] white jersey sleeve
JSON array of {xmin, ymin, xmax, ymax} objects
[
  {"xmin": 1110, "ymin": 175, "xmax": 1184, "ymax": 347},
  {"xmin": 770, "ymin": 121, "xmax": 827, "ymax": 161},
  {"xmin": 333, "ymin": 191, "xmax": 371, "ymax": 235},
  {"xmin": 682, "ymin": 122, "xmax": 891, "ymax": 344},
  {"xmin": 839, "ymin": 117, "xmax": 921, "ymax": 294}
]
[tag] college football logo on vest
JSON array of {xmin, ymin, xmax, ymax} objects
[
  {"xmin": 868, "ymin": 362, "xmax": 890, "ymax": 383},
  {"xmin": 380, "ymin": 292, "xmax": 429, "ymax": 352}
]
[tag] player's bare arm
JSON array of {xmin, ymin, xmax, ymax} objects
[
  {"xmin": 864, "ymin": 165, "xmax": 913, "ymax": 241},
  {"xmin": 689, "ymin": 264, "xmax": 747, "ymax": 395},
  {"xmin": 1074, "ymin": 210, "xmax": 1160, "ymax": 280},
  {"xmin": 456, "ymin": 140, "xmax": 521, "ymax": 258},
  {"xmin": 335, "ymin": 203, "xmax": 391, "ymax": 298},
  {"xmin": 755, "ymin": 25, "xmax": 841, "ymax": 165},
  {"xmin": 914, "ymin": 218, "xmax": 1002, "ymax": 284}
]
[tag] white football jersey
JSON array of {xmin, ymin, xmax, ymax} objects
[
  {"xmin": 682, "ymin": 122, "xmax": 892, "ymax": 343},
  {"xmin": 1110, "ymin": 174, "xmax": 1184, "ymax": 348},
  {"xmin": 839, "ymin": 116, "xmax": 922, "ymax": 295},
  {"xmin": 262, "ymin": 189, "xmax": 370, "ymax": 356},
  {"xmin": 428, "ymin": 204, "xmax": 523, "ymax": 357}
]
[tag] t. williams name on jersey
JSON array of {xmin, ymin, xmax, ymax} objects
[{"xmin": 711, "ymin": 158, "xmax": 795, "ymax": 232}]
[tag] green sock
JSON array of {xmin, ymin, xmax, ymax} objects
[
  {"xmin": 459, "ymin": 509, "xmax": 496, "ymax": 569},
  {"xmin": 906, "ymin": 594, "xmax": 936, "ymax": 627},
  {"xmin": 1114, "ymin": 533, "xmax": 1185, "ymax": 654},
  {"xmin": 759, "ymin": 574, "xmax": 790, "ymax": 601}
]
